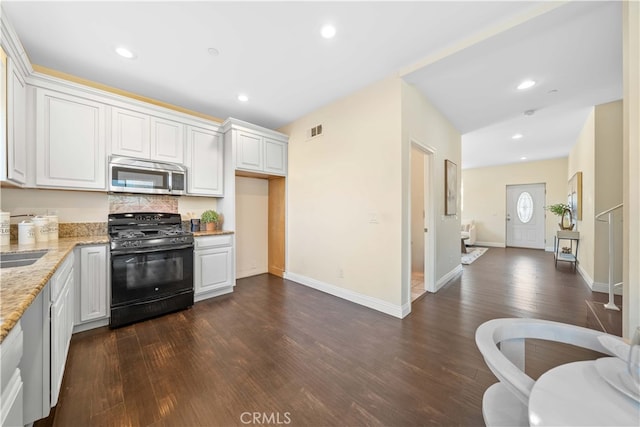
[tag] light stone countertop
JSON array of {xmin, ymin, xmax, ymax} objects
[{"xmin": 0, "ymin": 236, "xmax": 109, "ymax": 343}]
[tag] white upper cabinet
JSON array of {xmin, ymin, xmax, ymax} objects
[
  {"xmin": 264, "ymin": 137, "xmax": 287, "ymax": 175},
  {"xmin": 151, "ymin": 117, "xmax": 184, "ymax": 164},
  {"xmin": 36, "ymin": 89, "xmax": 106, "ymax": 190},
  {"xmin": 5, "ymin": 57, "xmax": 27, "ymax": 185},
  {"xmin": 236, "ymin": 131, "xmax": 263, "ymax": 171},
  {"xmin": 224, "ymin": 118, "xmax": 288, "ymax": 177},
  {"xmin": 111, "ymin": 107, "xmax": 184, "ymax": 164},
  {"xmin": 185, "ymin": 125, "xmax": 223, "ymax": 196},
  {"xmin": 110, "ymin": 107, "xmax": 150, "ymax": 158}
]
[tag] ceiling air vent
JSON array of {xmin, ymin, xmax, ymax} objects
[{"xmin": 307, "ymin": 124, "xmax": 323, "ymax": 140}]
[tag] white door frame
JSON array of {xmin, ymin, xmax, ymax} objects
[{"xmin": 408, "ymin": 140, "xmax": 436, "ymax": 297}]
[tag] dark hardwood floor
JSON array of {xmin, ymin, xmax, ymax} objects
[{"xmin": 41, "ymin": 248, "xmax": 615, "ymax": 426}]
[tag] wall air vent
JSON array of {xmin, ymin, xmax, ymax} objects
[{"xmin": 307, "ymin": 124, "xmax": 323, "ymax": 140}]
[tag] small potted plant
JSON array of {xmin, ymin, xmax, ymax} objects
[
  {"xmin": 545, "ymin": 203, "xmax": 574, "ymax": 230},
  {"xmin": 200, "ymin": 210, "xmax": 219, "ymax": 232}
]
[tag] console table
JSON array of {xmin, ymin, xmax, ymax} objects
[{"xmin": 554, "ymin": 230, "xmax": 580, "ymax": 271}]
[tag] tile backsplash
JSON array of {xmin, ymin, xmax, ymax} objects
[{"xmin": 109, "ymin": 194, "xmax": 178, "ymax": 214}]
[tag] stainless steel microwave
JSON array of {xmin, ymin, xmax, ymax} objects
[{"xmin": 109, "ymin": 156, "xmax": 186, "ymax": 195}]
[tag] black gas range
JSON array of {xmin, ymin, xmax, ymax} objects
[{"xmin": 108, "ymin": 213, "xmax": 194, "ymax": 328}]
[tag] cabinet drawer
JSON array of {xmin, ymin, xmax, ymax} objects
[
  {"xmin": 0, "ymin": 322, "xmax": 23, "ymax": 392},
  {"xmin": 50, "ymin": 253, "xmax": 74, "ymax": 302},
  {"xmin": 0, "ymin": 368, "xmax": 23, "ymax": 427},
  {"xmin": 195, "ymin": 234, "xmax": 232, "ymax": 250}
]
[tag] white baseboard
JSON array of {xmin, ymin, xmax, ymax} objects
[
  {"xmin": 73, "ymin": 318, "xmax": 109, "ymax": 334},
  {"xmin": 194, "ymin": 286, "xmax": 234, "ymax": 302},
  {"xmin": 237, "ymin": 268, "xmax": 268, "ymax": 279},
  {"xmin": 577, "ymin": 264, "xmax": 595, "ymax": 289},
  {"xmin": 284, "ymin": 272, "xmax": 407, "ymax": 319},
  {"xmin": 401, "ymin": 301, "xmax": 412, "ymax": 317},
  {"xmin": 545, "ymin": 246, "xmax": 554, "ymax": 252},
  {"xmin": 435, "ymin": 265, "xmax": 463, "ymax": 292},
  {"xmin": 591, "ymin": 281, "xmax": 624, "ymax": 295},
  {"xmin": 476, "ymin": 241, "xmax": 506, "ymax": 248}
]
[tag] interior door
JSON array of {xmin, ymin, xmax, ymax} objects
[{"xmin": 506, "ymin": 183, "xmax": 546, "ymax": 249}]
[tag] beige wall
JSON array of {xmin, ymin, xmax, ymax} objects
[
  {"xmin": 0, "ymin": 187, "xmax": 218, "ymax": 223},
  {"xmin": 569, "ymin": 109, "xmax": 596, "ymax": 283},
  {"xmin": 462, "ymin": 157, "xmax": 568, "ymax": 249},
  {"xmin": 279, "ymin": 76, "xmax": 405, "ymax": 307},
  {"xmin": 567, "ymin": 101, "xmax": 624, "ymax": 290},
  {"xmin": 594, "ymin": 101, "xmax": 623, "ymax": 286},
  {"xmin": 401, "ymin": 81, "xmax": 461, "ymax": 303},
  {"xmin": 279, "ymin": 77, "xmax": 460, "ymax": 313},
  {"xmin": 234, "ymin": 176, "xmax": 268, "ymax": 279},
  {"xmin": 1, "ymin": 188, "xmax": 108, "ymax": 222},
  {"xmin": 623, "ymin": 0, "xmax": 640, "ymax": 337}
]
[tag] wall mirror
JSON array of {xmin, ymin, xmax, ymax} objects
[{"xmin": 561, "ymin": 208, "xmax": 574, "ymax": 230}]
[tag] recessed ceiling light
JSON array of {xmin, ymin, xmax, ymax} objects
[
  {"xmin": 512, "ymin": 133, "xmax": 523, "ymax": 140},
  {"xmin": 520, "ymin": 156, "xmax": 528, "ymax": 160},
  {"xmin": 321, "ymin": 24, "xmax": 336, "ymax": 39},
  {"xmin": 517, "ymin": 79, "xmax": 536, "ymax": 90},
  {"xmin": 207, "ymin": 47, "xmax": 219, "ymax": 57},
  {"xmin": 237, "ymin": 94, "xmax": 249, "ymax": 102},
  {"xmin": 115, "ymin": 47, "xmax": 136, "ymax": 59}
]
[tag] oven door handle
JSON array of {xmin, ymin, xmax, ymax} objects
[{"xmin": 111, "ymin": 244, "xmax": 194, "ymax": 256}]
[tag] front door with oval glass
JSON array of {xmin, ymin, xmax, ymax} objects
[{"xmin": 506, "ymin": 183, "xmax": 546, "ymax": 249}]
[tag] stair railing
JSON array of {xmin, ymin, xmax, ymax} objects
[{"xmin": 595, "ymin": 203, "xmax": 623, "ymax": 311}]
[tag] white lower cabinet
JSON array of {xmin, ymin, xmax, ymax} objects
[
  {"xmin": 20, "ymin": 283, "xmax": 50, "ymax": 425},
  {"xmin": 74, "ymin": 245, "xmax": 109, "ymax": 332},
  {"xmin": 20, "ymin": 251, "xmax": 74, "ymax": 420},
  {"xmin": 49, "ymin": 252, "xmax": 74, "ymax": 407},
  {"xmin": 15, "ymin": 246, "xmax": 108, "ymax": 425},
  {"xmin": 0, "ymin": 321, "xmax": 23, "ymax": 427},
  {"xmin": 194, "ymin": 235, "xmax": 234, "ymax": 301}
]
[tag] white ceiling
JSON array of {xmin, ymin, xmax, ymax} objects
[{"xmin": 2, "ymin": 1, "xmax": 622, "ymax": 169}]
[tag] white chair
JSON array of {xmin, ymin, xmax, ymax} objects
[
  {"xmin": 461, "ymin": 219, "xmax": 477, "ymax": 246},
  {"xmin": 475, "ymin": 318, "xmax": 615, "ymax": 427}
]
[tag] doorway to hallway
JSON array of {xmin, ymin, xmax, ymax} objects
[{"xmin": 410, "ymin": 142, "xmax": 435, "ymax": 301}]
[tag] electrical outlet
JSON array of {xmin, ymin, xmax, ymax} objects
[{"xmin": 338, "ymin": 267, "xmax": 344, "ymax": 278}]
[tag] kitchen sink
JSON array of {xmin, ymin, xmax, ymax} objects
[{"xmin": 0, "ymin": 250, "xmax": 49, "ymax": 269}]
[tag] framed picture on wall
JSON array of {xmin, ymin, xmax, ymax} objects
[
  {"xmin": 445, "ymin": 159, "xmax": 457, "ymax": 216},
  {"xmin": 569, "ymin": 171, "xmax": 582, "ymax": 221}
]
